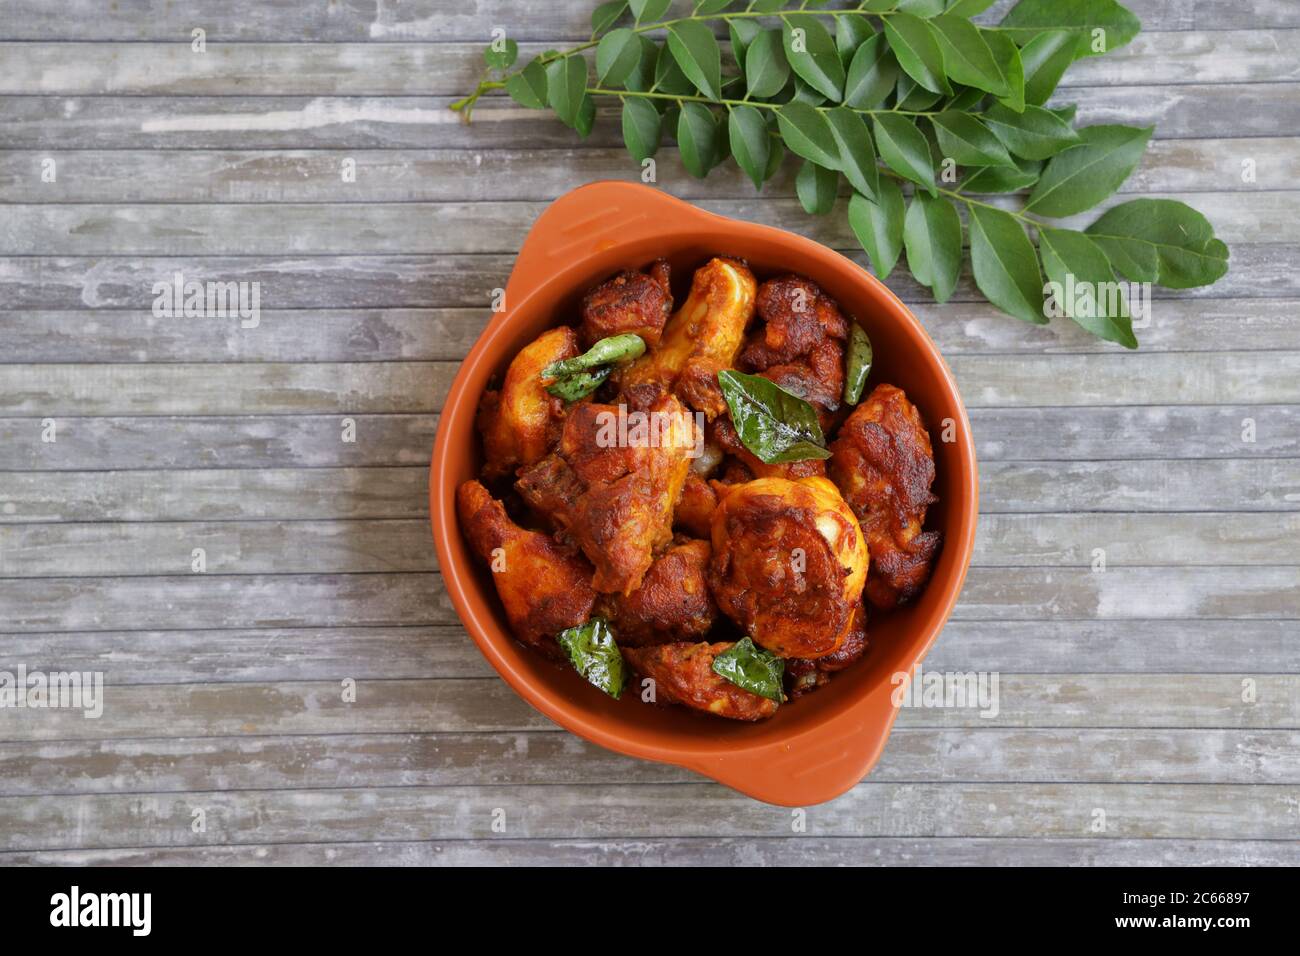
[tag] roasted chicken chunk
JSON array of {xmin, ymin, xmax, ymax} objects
[
  {"xmin": 597, "ymin": 538, "xmax": 717, "ymax": 645},
  {"xmin": 476, "ymin": 326, "xmax": 581, "ymax": 479},
  {"xmin": 580, "ymin": 259, "xmax": 673, "ymax": 348},
  {"xmin": 515, "ymin": 392, "xmax": 697, "ymax": 595},
  {"xmin": 741, "ymin": 276, "xmax": 849, "ymax": 423},
  {"xmin": 674, "ymin": 473, "xmax": 719, "ymax": 539},
  {"xmin": 623, "ymin": 641, "xmax": 779, "ymax": 721},
  {"xmin": 786, "ymin": 602, "xmax": 868, "ymax": 697},
  {"xmin": 829, "ymin": 384, "xmax": 941, "ymax": 609},
  {"xmin": 621, "ymin": 257, "xmax": 756, "ymax": 419},
  {"xmin": 709, "ymin": 475, "xmax": 867, "ymax": 659},
  {"xmin": 456, "ymin": 479, "xmax": 596, "ymax": 652}
]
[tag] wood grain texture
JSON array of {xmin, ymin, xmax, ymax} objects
[{"xmin": 1, "ymin": 0, "xmax": 1295, "ymax": 866}]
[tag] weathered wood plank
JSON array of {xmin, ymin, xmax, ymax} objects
[
  {"xmin": 5, "ymin": 139, "xmax": 1289, "ymax": 204},
  {"xmin": 3, "ymin": 728, "xmax": 1297, "ymax": 797},
  {"xmin": 5, "ymin": 566, "xmax": 1287, "ymax": 632},
  {"xmin": 2, "ymin": 298, "xmax": 1297, "ymax": 365},
  {"xmin": 0, "ymin": 406, "xmax": 1295, "ymax": 473},
  {"xmin": 4, "ymin": 618, "xmax": 1295, "ymax": 683},
  {"xmin": 0, "ymin": 193, "xmax": 1284, "ymax": 256},
  {"xmin": 2, "ymin": 781, "xmax": 1296, "ymax": 849},
  {"xmin": 3, "ymin": 33, "xmax": 1294, "ymax": 95},
  {"xmin": 3, "ymin": 837, "xmax": 1294, "ymax": 867},
  {"xmin": 4, "ymin": 459, "xmax": 1295, "ymax": 525},
  {"xmin": 1, "ymin": 512, "xmax": 1296, "ymax": 578},
  {"xmin": 3, "ymin": 86, "xmax": 1296, "ymax": 150},
  {"xmin": 0, "ymin": 674, "xmax": 1295, "ymax": 745},
  {"xmin": 3, "ymin": 0, "xmax": 1296, "ymax": 41},
  {"xmin": 3, "ymin": 248, "xmax": 1291, "ymax": 312},
  {"xmin": 3, "ymin": 352, "xmax": 1297, "ymax": 416}
]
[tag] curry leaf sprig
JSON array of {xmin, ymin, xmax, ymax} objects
[{"xmin": 453, "ymin": 0, "xmax": 1231, "ymax": 349}]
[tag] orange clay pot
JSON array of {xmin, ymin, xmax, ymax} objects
[{"xmin": 430, "ymin": 181, "xmax": 978, "ymax": 806}]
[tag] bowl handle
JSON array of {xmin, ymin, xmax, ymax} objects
[
  {"xmin": 505, "ymin": 181, "xmax": 717, "ymax": 305},
  {"xmin": 687, "ymin": 682, "xmax": 902, "ymax": 806}
]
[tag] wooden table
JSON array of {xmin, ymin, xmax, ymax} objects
[{"xmin": 1, "ymin": 0, "xmax": 1297, "ymax": 865}]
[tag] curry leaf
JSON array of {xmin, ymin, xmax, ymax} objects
[
  {"xmin": 848, "ymin": 182, "xmax": 905, "ymax": 278},
  {"xmin": 621, "ymin": 96, "xmax": 662, "ymax": 162},
  {"xmin": 844, "ymin": 33, "xmax": 898, "ymax": 109},
  {"xmin": 998, "ymin": 0, "xmax": 1141, "ymax": 57},
  {"xmin": 1019, "ymin": 29, "xmax": 1078, "ymax": 106},
  {"xmin": 505, "ymin": 58, "xmax": 549, "ymax": 109},
  {"xmin": 883, "ymin": 11, "xmax": 950, "ymax": 95},
  {"xmin": 668, "ymin": 21, "xmax": 723, "ymax": 99},
  {"xmin": 968, "ymin": 204, "xmax": 1047, "ymax": 324},
  {"xmin": 775, "ymin": 101, "xmax": 841, "ymax": 169},
  {"xmin": 729, "ymin": 104, "xmax": 771, "ymax": 189},
  {"xmin": 796, "ymin": 160, "xmax": 839, "ymax": 215},
  {"xmin": 782, "ymin": 14, "xmax": 846, "ymax": 102},
  {"xmin": 1038, "ymin": 226, "xmax": 1136, "ymax": 347},
  {"xmin": 930, "ymin": 14, "xmax": 1008, "ymax": 96},
  {"xmin": 712, "ymin": 637, "xmax": 784, "ymax": 702},
  {"xmin": 873, "ymin": 113, "xmax": 937, "ymax": 195},
  {"xmin": 904, "ymin": 192, "xmax": 964, "ymax": 304},
  {"xmin": 547, "ymin": 55, "xmax": 589, "ymax": 127},
  {"xmin": 931, "ymin": 111, "xmax": 1015, "ymax": 166},
  {"xmin": 677, "ymin": 102, "xmax": 720, "ymax": 178},
  {"xmin": 745, "ymin": 29, "xmax": 790, "ymax": 98},
  {"xmin": 596, "ymin": 28, "xmax": 642, "ymax": 85},
  {"xmin": 717, "ymin": 369, "xmax": 832, "ymax": 464},
  {"xmin": 1085, "ymin": 198, "xmax": 1230, "ymax": 288},
  {"xmin": 1026, "ymin": 124, "xmax": 1152, "ymax": 216},
  {"xmin": 557, "ymin": 618, "xmax": 627, "ymax": 699},
  {"xmin": 982, "ymin": 102, "xmax": 1081, "ymax": 160},
  {"xmin": 843, "ymin": 324, "xmax": 873, "ymax": 405},
  {"xmin": 826, "ymin": 106, "xmax": 879, "ymax": 201}
]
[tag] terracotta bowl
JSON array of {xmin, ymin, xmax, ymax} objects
[{"xmin": 430, "ymin": 181, "xmax": 978, "ymax": 806}]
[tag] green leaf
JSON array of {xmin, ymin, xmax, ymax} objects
[
  {"xmin": 547, "ymin": 55, "xmax": 589, "ymax": 128},
  {"xmin": 945, "ymin": 84, "xmax": 985, "ymax": 111},
  {"xmin": 835, "ymin": 14, "xmax": 875, "ymax": 66},
  {"xmin": 591, "ymin": 0, "xmax": 628, "ymax": 37},
  {"xmin": 931, "ymin": 110, "xmax": 1014, "ymax": 166},
  {"xmin": 883, "ymin": 11, "xmax": 951, "ymax": 95},
  {"xmin": 1039, "ymin": 226, "xmax": 1136, "ymax": 347},
  {"xmin": 546, "ymin": 366, "xmax": 612, "ymax": 401},
  {"xmin": 621, "ymin": 96, "xmax": 663, "ymax": 162},
  {"xmin": 945, "ymin": 0, "xmax": 999, "ymax": 16},
  {"xmin": 904, "ymin": 192, "xmax": 963, "ymax": 303},
  {"xmin": 982, "ymin": 102, "xmax": 1081, "ymax": 160},
  {"xmin": 859, "ymin": 0, "xmax": 900, "ymax": 11},
  {"xmin": 667, "ymin": 20, "xmax": 723, "ymax": 99},
  {"xmin": 622, "ymin": 35, "xmax": 659, "ymax": 91},
  {"xmin": 848, "ymin": 183, "xmax": 905, "ymax": 278},
  {"xmin": 728, "ymin": 104, "xmax": 771, "ymax": 190},
  {"xmin": 763, "ymin": 131, "xmax": 786, "ymax": 183},
  {"xmin": 1019, "ymin": 30, "xmax": 1077, "ymax": 106},
  {"xmin": 596, "ymin": 28, "xmax": 642, "ymax": 86},
  {"xmin": 796, "ymin": 160, "xmax": 839, "ymax": 215},
  {"xmin": 826, "ymin": 107, "xmax": 879, "ymax": 201},
  {"xmin": 505, "ymin": 58, "xmax": 549, "ymax": 109},
  {"xmin": 484, "ymin": 38, "xmax": 519, "ymax": 71},
  {"xmin": 998, "ymin": 0, "xmax": 1142, "ymax": 57},
  {"xmin": 711, "ymin": 637, "xmax": 784, "ymax": 703},
  {"xmin": 930, "ymin": 14, "xmax": 1007, "ymax": 96},
  {"xmin": 745, "ymin": 29, "xmax": 790, "ymax": 98},
  {"xmin": 695, "ymin": 0, "xmax": 735, "ymax": 13},
  {"xmin": 628, "ymin": 0, "xmax": 671, "ymax": 23},
  {"xmin": 1026, "ymin": 123, "xmax": 1152, "ymax": 217},
  {"xmin": 960, "ymin": 158, "xmax": 1042, "ymax": 192},
  {"xmin": 1085, "ymin": 198, "xmax": 1230, "ymax": 288},
  {"xmin": 895, "ymin": 73, "xmax": 944, "ymax": 111},
  {"xmin": 982, "ymin": 28, "xmax": 1025, "ymax": 112},
  {"xmin": 677, "ymin": 102, "xmax": 720, "ymax": 178},
  {"xmin": 782, "ymin": 14, "xmax": 846, "ymax": 102},
  {"xmin": 843, "ymin": 323, "xmax": 873, "ymax": 405},
  {"xmin": 729, "ymin": 18, "xmax": 762, "ymax": 66},
  {"xmin": 748, "ymin": 0, "xmax": 788, "ymax": 11},
  {"xmin": 717, "ymin": 369, "xmax": 832, "ymax": 464},
  {"xmin": 543, "ymin": 333, "xmax": 646, "ymax": 380},
  {"xmin": 775, "ymin": 101, "xmax": 841, "ymax": 170},
  {"xmin": 967, "ymin": 203, "xmax": 1046, "ymax": 324},
  {"xmin": 573, "ymin": 93, "xmax": 596, "ymax": 138},
  {"xmin": 653, "ymin": 40, "xmax": 694, "ymax": 95},
  {"xmin": 873, "ymin": 113, "xmax": 936, "ymax": 196},
  {"xmin": 844, "ymin": 33, "xmax": 898, "ymax": 108},
  {"xmin": 557, "ymin": 618, "xmax": 626, "ymax": 699},
  {"xmin": 897, "ymin": 0, "xmax": 946, "ymax": 14}
]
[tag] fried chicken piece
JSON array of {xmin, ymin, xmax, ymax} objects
[
  {"xmin": 675, "ymin": 473, "xmax": 718, "ymax": 539},
  {"xmin": 597, "ymin": 539, "xmax": 717, "ymax": 646},
  {"xmin": 580, "ymin": 259, "xmax": 673, "ymax": 348},
  {"xmin": 456, "ymin": 479, "xmax": 596, "ymax": 654},
  {"xmin": 476, "ymin": 326, "xmax": 581, "ymax": 480},
  {"xmin": 621, "ymin": 257, "xmax": 756, "ymax": 420},
  {"xmin": 741, "ymin": 276, "xmax": 849, "ymax": 423},
  {"xmin": 786, "ymin": 602, "xmax": 868, "ymax": 698},
  {"xmin": 623, "ymin": 641, "xmax": 779, "ymax": 721},
  {"xmin": 515, "ymin": 392, "xmax": 697, "ymax": 595},
  {"xmin": 709, "ymin": 476, "xmax": 867, "ymax": 659},
  {"xmin": 709, "ymin": 415, "xmax": 827, "ymax": 481},
  {"xmin": 829, "ymin": 384, "xmax": 941, "ymax": 609}
]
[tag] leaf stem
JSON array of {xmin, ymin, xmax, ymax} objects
[{"xmin": 586, "ymin": 85, "xmax": 942, "ymax": 117}]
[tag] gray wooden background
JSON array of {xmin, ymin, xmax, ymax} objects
[{"xmin": 0, "ymin": 0, "xmax": 1297, "ymax": 865}]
